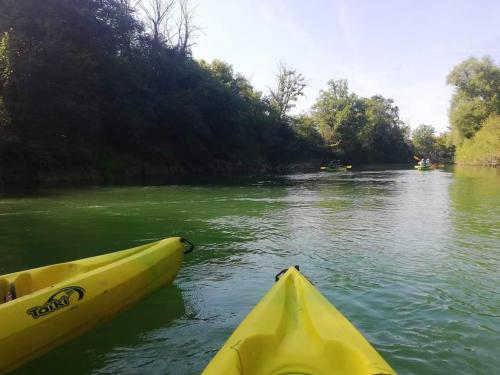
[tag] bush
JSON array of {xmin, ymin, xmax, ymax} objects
[{"xmin": 455, "ymin": 115, "xmax": 500, "ymax": 165}]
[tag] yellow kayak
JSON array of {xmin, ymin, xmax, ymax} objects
[
  {"xmin": 203, "ymin": 266, "xmax": 396, "ymax": 375},
  {"xmin": 0, "ymin": 237, "xmax": 192, "ymax": 374}
]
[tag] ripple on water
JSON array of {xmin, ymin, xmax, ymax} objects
[{"xmin": 2, "ymin": 169, "xmax": 499, "ymax": 375}]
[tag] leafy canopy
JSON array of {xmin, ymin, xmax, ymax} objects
[{"xmin": 447, "ymin": 56, "xmax": 500, "ymax": 145}]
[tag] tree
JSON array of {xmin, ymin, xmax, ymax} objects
[
  {"xmin": 412, "ymin": 124, "xmax": 436, "ymax": 157},
  {"xmin": 118, "ymin": 0, "xmax": 141, "ymax": 14},
  {"xmin": 139, "ymin": 0, "xmax": 176, "ymax": 49},
  {"xmin": 138, "ymin": 0, "xmax": 200, "ymax": 55},
  {"xmin": 447, "ymin": 56, "xmax": 500, "ymax": 145},
  {"xmin": 175, "ymin": 0, "xmax": 202, "ymax": 54},
  {"xmin": 269, "ymin": 62, "xmax": 306, "ymax": 120},
  {"xmin": 312, "ymin": 79, "xmax": 411, "ymax": 163},
  {"xmin": 434, "ymin": 131, "xmax": 455, "ymax": 162},
  {"xmin": 291, "ymin": 114, "xmax": 323, "ymax": 145},
  {"xmin": 359, "ymin": 95, "xmax": 411, "ymax": 163},
  {"xmin": 312, "ymin": 79, "xmax": 365, "ymax": 155}
]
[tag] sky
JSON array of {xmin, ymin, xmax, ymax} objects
[{"xmin": 191, "ymin": 0, "xmax": 500, "ymax": 132}]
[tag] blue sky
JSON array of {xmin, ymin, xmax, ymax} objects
[{"xmin": 192, "ymin": 0, "xmax": 500, "ymax": 132}]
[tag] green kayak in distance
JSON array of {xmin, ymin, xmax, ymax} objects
[
  {"xmin": 321, "ymin": 160, "xmax": 352, "ymax": 173},
  {"xmin": 320, "ymin": 165, "xmax": 352, "ymax": 172},
  {"xmin": 414, "ymin": 165, "xmax": 432, "ymax": 170}
]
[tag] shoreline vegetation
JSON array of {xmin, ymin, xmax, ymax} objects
[
  {"xmin": 446, "ymin": 57, "xmax": 499, "ymax": 167},
  {"xmin": 0, "ymin": 1, "xmax": 498, "ymax": 185}
]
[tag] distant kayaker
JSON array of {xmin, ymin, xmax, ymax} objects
[
  {"xmin": 425, "ymin": 158, "xmax": 430, "ymax": 165},
  {"xmin": 420, "ymin": 158, "xmax": 425, "ymax": 166}
]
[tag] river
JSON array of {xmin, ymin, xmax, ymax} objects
[{"xmin": 2, "ymin": 167, "xmax": 499, "ymax": 375}]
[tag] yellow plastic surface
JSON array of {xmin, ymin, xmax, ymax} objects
[
  {"xmin": 203, "ymin": 267, "xmax": 396, "ymax": 375},
  {"xmin": 0, "ymin": 237, "xmax": 186, "ymax": 374}
]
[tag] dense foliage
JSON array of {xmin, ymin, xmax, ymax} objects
[
  {"xmin": 447, "ymin": 56, "xmax": 500, "ymax": 165},
  {"xmin": 412, "ymin": 125, "xmax": 436, "ymax": 157},
  {"xmin": 312, "ymin": 79, "xmax": 413, "ymax": 163},
  {"xmin": 0, "ymin": 0, "xmax": 322, "ymax": 182},
  {"xmin": 411, "ymin": 124, "xmax": 454, "ymax": 162},
  {"xmin": 455, "ymin": 115, "xmax": 499, "ymax": 165}
]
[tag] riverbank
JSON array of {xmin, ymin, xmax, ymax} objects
[
  {"xmin": 4, "ymin": 154, "xmax": 466, "ymax": 187},
  {"xmin": 0, "ymin": 155, "xmax": 327, "ymax": 186},
  {"xmin": 0, "ymin": 156, "xmax": 427, "ymax": 187}
]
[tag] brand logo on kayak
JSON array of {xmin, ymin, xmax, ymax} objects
[{"xmin": 26, "ymin": 286, "xmax": 85, "ymax": 319}]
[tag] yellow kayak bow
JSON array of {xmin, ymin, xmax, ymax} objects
[
  {"xmin": 0, "ymin": 237, "xmax": 192, "ymax": 374},
  {"xmin": 203, "ymin": 266, "xmax": 396, "ymax": 375}
]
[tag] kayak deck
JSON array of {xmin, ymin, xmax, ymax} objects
[
  {"xmin": 0, "ymin": 237, "xmax": 189, "ymax": 374},
  {"xmin": 0, "ymin": 245, "xmax": 150, "ymax": 301},
  {"xmin": 203, "ymin": 267, "xmax": 396, "ymax": 375}
]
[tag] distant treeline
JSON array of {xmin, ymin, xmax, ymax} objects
[{"xmin": 1, "ymin": 1, "xmax": 494, "ymax": 183}]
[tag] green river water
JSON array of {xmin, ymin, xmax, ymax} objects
[{"xmin": 1, "ymin": 167, "xmax": 499, "ymax": 375}]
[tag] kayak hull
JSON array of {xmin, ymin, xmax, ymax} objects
[
  {"xmin": 414, "ymin": 165, "xmax": 432, "ymax": 170},
  {"xmin": 322, "ymin": 167, "xmax": 348, "ymax": 172},
  {"xmin": 0, "ymin": 237, "xmax": 187, "ymax": 374},
  {"xmin": 203, "ymin": 267, "xmax": 396, "ymax": 375}
]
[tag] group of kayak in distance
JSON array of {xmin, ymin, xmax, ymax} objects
[
  {"xmin": 0, "ymin": 237, "xmax": 397, "ymax": 374},
  {"xmin": 320, "ymin": 159, "xmax": 443, "ymax": 172},
  {"xmin": 320, "ymin": 160, "xmax": 352, "ymax": 172}
]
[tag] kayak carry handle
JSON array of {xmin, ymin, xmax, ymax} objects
[
  {"xmin": 180, "ymin": 238, "xmax": 195, "ymax": 254},
  {"xmin": 275, "ymin": 265, "xmax": 300, "ymax": 282}
]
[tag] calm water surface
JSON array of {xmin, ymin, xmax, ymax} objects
[{"xmin": 1, "ymin": 167, "xmax": 499, "ymax": 375}]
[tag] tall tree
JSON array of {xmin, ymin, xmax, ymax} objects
[
  {"xmin": 447, "ymin": 56, "xmax": 500, "ymax": 145},
  {"xmin": 359, "ymin": 95, "xmax": 411, "ymax": 163},
  {"xmin": 175, "ymin": 0, "xmax": 201, "ymax": 54},
  {"xmin": 269, "ymin": 62, "xmax": 306, "ymax": 120},
  {"xmin": 412, "ymin": 124, "xmax": 436, "ymax": 157},
  {"xmin": 313, "ymin": 79, "xmax": 411, "ymax": 163},
  {"xmin": 139, "ymin": 0, "xmax": 175, "ymax": 49},
  {"xmin": 138, "ymin": 0, "xmax": 200, "ymax": 55},
  {"xmin": 312, "ymin": 79, "xmax": 365, "ymax": 155}
]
